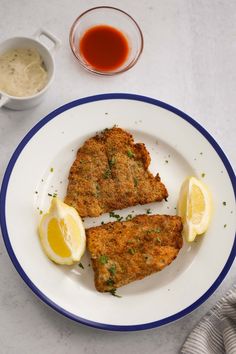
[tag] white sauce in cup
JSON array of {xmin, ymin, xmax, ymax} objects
[{"xmin": 0, "ymin": 48, "xmax": 48, "ymax": 97}]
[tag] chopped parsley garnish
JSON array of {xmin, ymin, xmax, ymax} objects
[
  {"xmin": 224, "ymin": 224, "xmax": 227, "ymax": 228},
  {"xmin": 103, "ymin": 168, "xmax": 111, "ymax": 179},
  {"xmin": 201, "ymin": 173, "xmax": 205, "ymax": 178},
  {"xmin": 146, "ymin": 208, "xmax": 152, "ymax": 214},
  {"xmin": 223, "ymin": 201, "xmax": 226, "ymax": 206},
  {"xmin": 108, "ymin": 156, "xmax": 116, "ymax": 168},
  {"xmin": 133, "ymin": 177, "xmax": 138, "ymax": 187},
  {"xmin": 108, "ymin": 265, "xmax": 116, "ymax": 275},
  {"xmin": 165, "ymin": 160, "xmax": 169, "ymax": 163},
  {"xmin": 127, "ymin": 150, "xmax": 135, "ymax": 158},
  {"xmin": 106, "ymin": 278, "xmax": 115, "ymax": 286},
  {"xmin": 200, "ymin": 152, "xmax": 203, "ymax": 155},
  {"xmin": 39, "ymin": 210, "xmax": 43, "ymax": 215},
  {"xmin": 99, "ymin": 255, "xmax": 108, "ymax": 264},
  {"xmin": 109, "ymin": 211, "xmax": 123, "ymax": 221},
  {"xmin": 147, "ymin": 228, "xmax": 161, "ymax": 234},
  {"xmin": 155, "ymin": 237, "xmax": 161, "ymax": 243},
  {"xmin": 48, "ymin": 193, "xmax": 53, "ymax": 197},
  {"xmin": 128, "ymin": 248, "xmax": 136, "ymax": 255},
  {"xmin": 35, "ymin": 191, "xmax": 38, "ymax": 194},
  {"xmin": 125, "ymin": 214, "xmax": 133, "ymax": 221},
  {"xmin": 109, "ymin": 289, "xmax": 122, "ymax": 298},
  {"xmin": 94, "ymin": 183, "xmax": 100, "ymax": 197},
  {"xmin": 50, "ymin": 167, "xmax": 54, "ymax": 172},
  {"xmin": 78, "ymin": 262, "xmax": 84, "ymax": 269},
  {"xmin": 53, "ymin": 193, "xmax": 57, "ymax": 198}
]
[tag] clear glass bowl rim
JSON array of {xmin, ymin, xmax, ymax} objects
[{"xmin": 69, "ymin": 6, "xmax": 144, "ymax": 75}]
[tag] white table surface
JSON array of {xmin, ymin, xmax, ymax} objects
[{"xmin": 0, "ymin": 1, "xmax": 235, "ymax": 353}]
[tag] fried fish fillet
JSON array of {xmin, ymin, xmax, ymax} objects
[
  {"xmin": 86, "ymin": 214, "xmax": 183, "ymax": 292},
  {"xmin": 65, "ymin": 127, "xmax": 168, "ymax": 217}
]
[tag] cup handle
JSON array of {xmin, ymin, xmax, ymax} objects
[
  {"xmin": 33, "ymin": 28, "xmax": 61, "ymax": 54},
  {"xmin": 0, "ymin": 93, "xmax": 9, "ymax": 108}
]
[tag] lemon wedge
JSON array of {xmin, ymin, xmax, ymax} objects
[
  {"xmin": 38, "ymin": 198, "xmax": 86, "ymax": 265},
  {"xmin": 177, "ymin": 176, "xmax": 213, "ymax": 242}
]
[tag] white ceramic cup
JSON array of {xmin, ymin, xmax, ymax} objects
[{"xmin": 0, "ymin": 29, "xmax": 61, "ymax": 110}]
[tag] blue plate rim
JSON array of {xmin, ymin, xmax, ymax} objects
[{"xmin": 0, "ymin": 93, "xmax": 235, "ymax": 331}]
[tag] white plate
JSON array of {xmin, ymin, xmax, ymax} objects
[{"xmin": 1, "ymin": 94, "xmax": 235, "ymax": 331}]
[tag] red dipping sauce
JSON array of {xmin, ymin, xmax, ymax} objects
[{"xmin": 79, "ymin": 25, "xmax": 129, "ymax": 72}]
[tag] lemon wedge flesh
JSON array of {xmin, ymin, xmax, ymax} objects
[
  {"xmin": 177, "ymin": 176, "xmax": 212, "ymax": 242},
  {"xmin": 38, "ymin": 198, "xmax": 86, "ymax": 265}
]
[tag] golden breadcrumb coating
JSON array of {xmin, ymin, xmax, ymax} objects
[
  {"xmin": 65, "ymin": 127, "xmax": 168, "ymax": 217},
  {"xmin": 86, "ymin": 214, "xmax": 183, "ymax": 292}
]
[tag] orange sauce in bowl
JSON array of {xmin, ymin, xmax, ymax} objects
[{"xmin": 79, "ymin": 25, "xmax": 129, "ymax": 72}]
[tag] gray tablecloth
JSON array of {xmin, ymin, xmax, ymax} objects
[{"xmin": 181, "ymin": 285, "xmax": 236, "ymax": 354}]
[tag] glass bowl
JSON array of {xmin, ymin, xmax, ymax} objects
[{"xmin": 69, "ymin": 6, "xmax": 144, "ymax": 75}]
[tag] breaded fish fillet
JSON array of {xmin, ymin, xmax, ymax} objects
[
  {"xmin": 65, "ymin": 127, "xmax": 168, "ymax": 217},
  {"xmin": 86, "ymin": 214, "xmax": 183, "ymax": 292}
]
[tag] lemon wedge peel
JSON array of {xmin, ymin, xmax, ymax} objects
[
  {"xmin": 38, "ymin": 198, "xmax": 86, "ymax": 265},
  {"xmin": 177, "ymin": 176, "xmax": 213, "ymax": 242}
]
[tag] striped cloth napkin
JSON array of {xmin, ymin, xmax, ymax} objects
[{"xmin": 181, "ymin": 285, "xmax": 236, "ymax": 354}]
